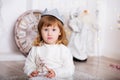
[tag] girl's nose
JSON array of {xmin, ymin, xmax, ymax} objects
[{"xmin": 48, "ymin": 30, "xmax": 52, "ymax": 35}]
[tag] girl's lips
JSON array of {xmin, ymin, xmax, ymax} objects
[{"xmin": 47, "ymin": 37, "xmax": 53, "ymax": 39}]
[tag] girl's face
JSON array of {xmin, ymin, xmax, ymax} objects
[{"xmin": 41, "ymin": 25, "xmax": 61, "ymax": 44}]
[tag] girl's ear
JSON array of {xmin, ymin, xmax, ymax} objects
[{"xmin": 59, "ymin": 32, "xmax": 61, "ymax": 36}]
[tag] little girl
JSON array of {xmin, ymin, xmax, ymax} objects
[{"xmin": 24, "ymin": 9, "xmax": 75, "ymax": 80}]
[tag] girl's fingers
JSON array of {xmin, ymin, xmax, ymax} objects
[
  {"xmin": 46, "ymin": 74, "xmax": 52, "ymax": 78},
  {"xmin": 31, "ymin": 71, "xmax": 39, "ymax": 77},
  {"xmin": 28, "ymin": 75, "xmax": 33, "ymax": 78},
  {"xmin": 48, "ymin": 73, "xmax": 54, "ymax": 78},
  {"xmin": 45, "ymin": 70, "xmax": 55, "ymax": 78},
  {"xmin": 28, "ymin": 70, "xmax": 39, "ymax": 78},
  {"xmin": 31, "ymin": 73, "xmax": 38, "ymax": 77},
  {"xmin": 32, "ymin": 71, "xmax": 39, "ymax": 74}
]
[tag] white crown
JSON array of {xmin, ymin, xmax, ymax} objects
[{"xmin": 41, "ymin": 9, "xmax": 64, "ymax": 24}]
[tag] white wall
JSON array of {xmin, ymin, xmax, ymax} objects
[
  {"xmin": 98, "ymin": 0, "xmax": 120, "ymax": 60},
  {"xmin": 0, "ymin": 0, "xmax": 27, "ymax": 60},
  {"xmin": 0, "ymin": 0, "xmax": 27, "ymax": 53}
]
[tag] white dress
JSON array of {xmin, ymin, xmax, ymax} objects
[
  {"xmin": 24, "ymin": 44, "xmax": 75, "ymax": 80},
  {"xmin": 68, "ymin": 12, "xmax": 98, "ymax": 60}
]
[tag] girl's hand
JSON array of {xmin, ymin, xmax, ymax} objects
[
  {"xmin": 28, "ymin": 70, "xmax": 39, "ymax": 78},
  {"xmin": 45, "ymin": 69, "xmax": 55, "ymax": 78}
]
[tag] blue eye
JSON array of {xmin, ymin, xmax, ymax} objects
[
  {"xmin": 53, "ymin": 29, "xmax": 56, "ymax": 31},
  {"xmin": 44, "ymin": 29, "xmax": 48, "ymax": 31}
]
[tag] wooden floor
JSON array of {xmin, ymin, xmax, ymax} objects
[
  {"xmin": 0, "ymin": 56, "xmax": 120, "ymax": 80},
  {"xmin": 74, "ymin": 56, "xmax": 120, "ymax": 80}
]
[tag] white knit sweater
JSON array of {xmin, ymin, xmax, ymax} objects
[{"xmin": 24, "ymin": 44, "xmax": 75, "ymax": 79}]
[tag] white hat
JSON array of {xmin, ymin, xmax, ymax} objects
[{"xmin": 41, "ymin": 8, "xmax": 64, "ymax": 24}]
